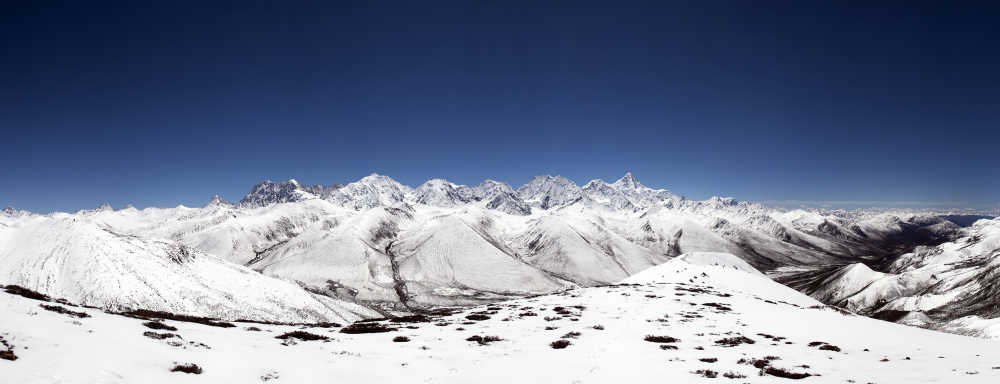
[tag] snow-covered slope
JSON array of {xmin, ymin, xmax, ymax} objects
[
  {"xmin": 3, "ymin": 253, "xmax": 998, "ymax": 383},
  {"xmin": 0, "ymin": 213, "xmax": 378, "ymax": 323},
  {"xmin": 252, "ymin": 205, "xmax": 572, "ymax": 310},
  {"xmin": 775, "ymin": 217, "xmax": 1000, "ymax": 338}
]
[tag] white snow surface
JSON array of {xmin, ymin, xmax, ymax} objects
[{"xmin": 3, "ymin": 255, "xmax": 999, "ymax": 383}]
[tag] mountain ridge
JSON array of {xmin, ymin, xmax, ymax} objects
[{"xmin": 2, "ymin": 173, "xmax": 996, "ymax": 339}]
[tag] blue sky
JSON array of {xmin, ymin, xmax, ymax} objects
[{"xmin": 2, "ymin": 1, "xmax": 998, "ymax": 213}]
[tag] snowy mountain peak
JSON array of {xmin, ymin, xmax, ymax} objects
[
  {"xmin": 357, "ymin": 173, "xmax": 398, "ymax": 185},
  {"xmin": 517, "ymin": 175, "xmax": 585, "ymax": 210},
  {"xmin": 478, "ymin": 179, "xmax": 514, "ymax": 192},
  {"xmin": 582, "ymin": 179, "xmax": 635, "ymax": 210},
  {"xmin": 612, "ymin": 172, "xmax": 643, "ymax": 190},
  {"xmin": 205, "ymin": 194, "xmax": 232, "ymax": 208},
  {"xmin": 578, "ymin": 173, "xmax": 681, "ymax": 211},
  {"xmin": 468, "ymin": 179, "xmax": 515, "ymax": 200},
  {"xmin": 1, "ymin": 206, "xmax": 29, "ymax": 217},
  {"xmin": 707, "ymin": 196, "xmax": 738, "ymax": 207},
  {"xmin": 237, "ymin": 180, "xmax": 319, "ymax": 208},
  {"xmin": 329, "ymin": 173, "xmax": 410, "ymax": 210},
  {"xmin": 582, "ymin": 179, "xmax": 604, "ymax": 189},
  {"xmin": 412, "ymin": 178, "xmax": 469, "ymax": 207},
  {"xmin": 422, "ymin": 178, "xmax": 457, "ymax": 188}
]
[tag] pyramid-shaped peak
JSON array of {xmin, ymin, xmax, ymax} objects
[
  {"xmin": 583, "ymin": 178, "xmax": 608, "ymax": 188},
  {"xmin": 206, "ymin": 194, "xmax": 232, "ymax": 207},
  {"xmin": 613, "ymin": 172, "xmax": 643, "ymax": 189}
]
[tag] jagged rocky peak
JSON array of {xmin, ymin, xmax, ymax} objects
[
  {"xmin": 517, "ymin": 175, "xmax": 585, "ymax": 210},
  {"xmin": 1, "ymin": 206, "xmax": 29, "ymax": 217},
  {"xmin": 581, "ymin": 173, "xmax": 680, "ymax": 211},
  {"xmin": 486, "ymin": 193, "xmax": 532, "ymax": 215},
  {"xmin": 410, "ymin": 178, "xmax": 531, "ymax": 214},
  {"xmin": 707, "ymin": 196, "xmax": 738, "ymax": 207},
  {"xmin": 476, "ymin": 179, "xmax": 517, "ymax": 197},
  {"xmin": 474, "ymin": 180, "xmax": 530, "ymax": 215},
  {"xmin": 230, "ymin": 172, "xmax": 686, "ymax": 213},
  {"xmin": 205, "ymin": 194, "xmax": 232, "ymax": 208},
  {"xmin": 96, "ymin": 202, "xmax": 114, "ymax": 212},
  {"xmin": 612, "ymin": 172, "xmax": 643, "ymax": 190},
  {"xmin": 582, "ymin": 178, "xmax": 635, "ymax": 211},
  {"xmin": 238, "ymin": 179, "xmax": 316, "ymax": 208},
  {"xmin": 412, "ymin": 178, "xmax": 470, "ymax": 207},
  {"xmin": 238, "ymin": 178, "xmax": 347, "ymax": 208}
]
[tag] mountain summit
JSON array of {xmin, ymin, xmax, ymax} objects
[{"xmin": 612, "ymin": 172, "xmax": 642, "ymax": 190}]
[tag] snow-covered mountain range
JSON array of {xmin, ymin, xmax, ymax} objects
[{"xmin": 1, "ymin": 173, "xmax": 995, "ymax": 338}]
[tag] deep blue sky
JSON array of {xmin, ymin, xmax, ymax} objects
[{"xmin": 2, "ymin": 1, "xmax": 998, "ymax": 213}]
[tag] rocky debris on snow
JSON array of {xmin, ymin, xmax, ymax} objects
[
  {"xmin": 644, "ymin": 335, "xmax": 680, "ymax": 343},
  {"xmin": 549, "ymin": 339, "xmax": 571, "ymax": 349},
  {"xmin": 142, "ymin": 321, "xmax": 177, "ymax": 331},
  {"xmin": 170, "ymin": 363, "xmax": 202, "ymax": 374},
  {"xmin": 3, "ymin": 285, "xmax": 50, "ymax": 301},
  {"xmin": 466, "ymin": 335, "xmax": 503, "ymax": 345},
  {"xmin": 693, "ymin": 369, "xmax": 718, "ymax": 378},
  {"xmin": 39, "ymin": 304, "xmax": 90, "ymax": 318},
  {"xmin": 715, "ymin": 335, "xmax": 755, "ymax": 347},
  {"xmin": 339, "ymin": 322, "xmax": 397, "ymax": 334},
  {"xmin": 121, "ymin": 309, "xmax": 234, "ymax": 328},
  {"xmin": 275, "ymin": 331, "xmax": 329, "ymax": 342},
  {"xmin": 143, "ymin": 331, "xmax": 179, "ymax": 340},
  {"xmin": 0, "ymin": 336, "xmax": 16, "ymax": 361}
]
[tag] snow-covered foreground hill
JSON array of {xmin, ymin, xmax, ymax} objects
[{"xmin": 3, "ymin": 253, "xmax": 998, "ymax": 383}]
